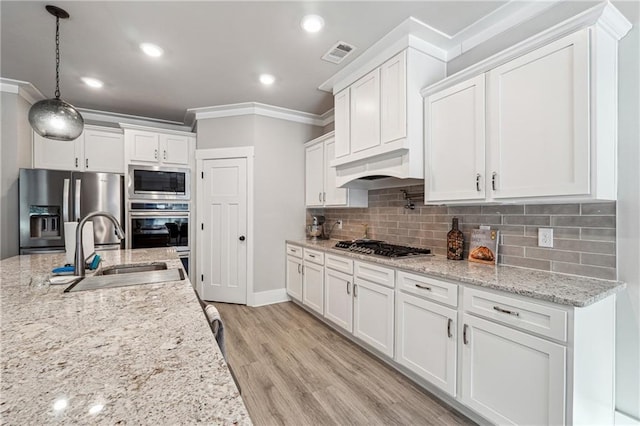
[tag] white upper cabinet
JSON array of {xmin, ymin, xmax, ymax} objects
[
  {"xmin": 425, "ymin": 74, "xmax": 486, "ymax": 202},
  {"xmin": 380, "ymin": 50, "xmax": 407, "ymax": 144},
  {"xmin": 123, "ymin": 125, "xmax": 194, "ymax": 167},
  {"xmin": 423, "ymin": 26, "xmax": 622, "ymax": 203},
  {"xmin": 350, "ymin": 68, "xmax": 381, "ymax": 154},
  {"xmin": 334, "ymin": 89, "xmax": 351, "ymax": 159},
  {"xmin": 33, "ymin": 125, "xmax": 124, "ymax": 173},
  {"xmin": 304, "ymin": 132, "xmax": 367, "ymax": 208},
  {"xmin": 487, "ymin": 30, "xmax": 589, "ymax": 200}
]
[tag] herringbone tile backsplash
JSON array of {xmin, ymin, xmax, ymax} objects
[{"xmin": 308, "ymin": 185, "xmax": 617, "ymax": 280}]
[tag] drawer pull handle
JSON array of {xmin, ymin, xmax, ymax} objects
[
  {"xmin": 415, "ymin": 284, "xmax": 431, "ymax": 291},
  {"xmin": 493, "ymin": 306, "xmax": 520, "ymax": 317},
  {"xmin": 309, "ymin": 254, "xmax": 315, "ymax": 258},
  {"xmin": 447, "ymin": 318, "xmax": 453, "ymax": 338},
  {"xmin": 353, "ymin": 284, "xmax": 357, "ymax": 298},
  {"xmin": 492, "ymin": 172, "xmax": 497, "ymax": 191},
  {"xmin": 297, "ymin": 264, "xmax": 301, "ymax": 274},
  {"xmin": 463, "ymin": 324, "xmax": 469, "ymax": 345},
  {"xmin": 476, "ymin": 173, "xmax": 481, "ymax": 192},
  {"xmin": 346, "ymin": 281, "xmax": 351, "ymax": 295}
]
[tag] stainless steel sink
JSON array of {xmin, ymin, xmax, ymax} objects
[
  {"xmin": 98, "ymin": 262, "xmax": 168, "ymax": 275},
  {"xmin": 64, "ymin": 262, "xmax": 184, "ymax": 293}
]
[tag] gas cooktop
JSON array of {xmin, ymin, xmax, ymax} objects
[{"xmin": 334, "ymin": 240, "xmax": 431, "ymax": 258}]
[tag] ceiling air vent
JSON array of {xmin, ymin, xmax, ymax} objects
[{"xmin": 322, "ymin": 41, "xmax": 356, "ymax": 64}]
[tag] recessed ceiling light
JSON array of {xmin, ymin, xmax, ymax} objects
[
  {"xmin": 81, "ymin": 77, "xmax": 103, "ymax": 89},
  {"xmin": 301, "ymin": 14, "xmax": 324, "ymax": 33},
  {"xmin": 140, "ymin": 43, "xmax": 164, "ymax": 58},
  {"xmin": 259, "ymin": 74, "xmax": 275, "ymax": 85}
]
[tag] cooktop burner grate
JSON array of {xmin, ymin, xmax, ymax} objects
[{"xmin": 334, "ymin": 240, "xmax": 431, "ymax": 258}]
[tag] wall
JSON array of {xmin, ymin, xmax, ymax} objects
[
  {"xmin": 0, "ymin": 91, "xmax": 32, "ymax": 259},
  {"xmin": 311, "ymin": 187, "xmax": 617, "ymax": 280},
  {"xmin": 615, "ymin": 22, "xmax": 640, "ymax": 421},
  {"xmin": 196, "ymin": 114, "xmax": 322, "ymax": 295}
]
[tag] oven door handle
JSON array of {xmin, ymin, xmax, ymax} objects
[{"xmin": 129, "ymin": 212, "xmax": 190, "ymax": 218}]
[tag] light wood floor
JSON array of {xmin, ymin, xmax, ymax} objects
[{"xmin": 214, "ymin": 301, "xmax": 473, "ymax": 426}]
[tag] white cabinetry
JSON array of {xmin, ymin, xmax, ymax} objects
[
  {"xmin": 324, "ymin": 266, "xmax": 353, "ymax": 332},
  {"xmin": 350, "ymin": 68, "xmax": 380, "ymax": 154},
  {"xmin": 334, "ymin": 90, "xmax": 350, "ymax": 159},
  {"xmin": 380, "ymin": 50, "xmax": 407, "ymax": 144},
  {"xmin": 122, "ymin": 124, "xmax": 194, "ymax": 167},
  {"xmin": 285, "ymin": 244, "xmax": 303, "ymax": 302},
  {"xmin": 423, "ymin": 26, "xmax": 622, "ymax": 203},
  {"xmin": 353, "ymin": 261, "xmax": 395, "ymax": 357},
  {"xmin": 302, "ymin": 248, "xmax": 324, "ymax": 315},
  {"xmin": 33, "ymin": 125, "xmax": 124, "ymax": 173},
  {"xmin": 304, "ymin": 132, "xmax": 367, "ymax": 208}
]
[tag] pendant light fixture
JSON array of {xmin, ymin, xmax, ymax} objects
[{"xmin": 28, "ymin": 5, "xmax": 84, "ymax": 141}]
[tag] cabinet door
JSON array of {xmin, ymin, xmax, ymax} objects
[
  {"xmin": 286, "ymin": 256, "xmax": 303, "ymax": 302},
  {"xmin": 461, "ymin": 314, "xmax": 566, "ymax": 425},
  {"xmin": 33, "ymin": 131, "xmax": 83, "ymax": 170},
  {"xmin": 487, "ymin": 30, "xmax": 589, "ymax": 199},
  {"xmin": 84, "ymin": 129, "xmax": 124, "ymax": 173},
  {"xmin": 425, "ymin": 74, "xmax": 486, "ymax": 202},
  {"xmin": 305, "ymin": 143, "xmax": 325, "ymax": 207},
  {"xmin": 334, "ymin": 89, "xmax": 350, "ymax": 158},
  {"xmin": 380, "ymin": 51, "xmax": 407, "ymax": 144},
  {"xmin": 302, "ymin": 261, "xmax": 324, "ymax": 315},
  {"xmin": 161, "ymin": 134, "xmax": 190, "ymax": 165},
  {"xmin": 396, "ymin": 292, "xmax": 457, "ymax": 396},
  {"xmin": 350, "ymin": 68, "xmax": 380, "ymax": 154},
  {"xmin": 353, "ymin": 279, "xmax": 394, "ymax": 357},
  {"xmin": 323, "ymin": 139, "xmax": 348, "ymax": 206},
  {"xmin": 324, "ymin": 268, "xmax": 353, "ymax": 332},
  {"xmin": 129, "ymin": 130, "xmax": 160, "ymax": 163}
]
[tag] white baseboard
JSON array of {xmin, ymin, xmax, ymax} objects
[
  {"xmin": 251, "ymin": 288, "xmax": 290, "ymax": 307},
  {"xmin": 616, "ymin": 410, "xmax": 640, "ymax": 425}
]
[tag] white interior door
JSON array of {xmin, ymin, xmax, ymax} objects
[{"xmin": 200, "ymin": 158, "xmax": 248, "ymax": 304}]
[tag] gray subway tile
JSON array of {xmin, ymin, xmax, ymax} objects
[
  {"xmin": 525, "ymin": 247, "xmax": 580, "ymax": 263},
  {"xmin": 504, "ymin": 215, "xmax": 551, "ymax": 226},
  {"xmin": 457, "ymin": 215, "xmax": 503, "ymax": 225},
  {"xmin": 552, "ymin": 262, "xmax": 617, "ymax": 280},
  {"xmin": 525, "ymin": 226, "xmax": 580, "ymax": 240},
  {"xmin": 481, "ymin": 205, "xmax": 525, "ymax": 215},
  {"xmin": 554, "ymin": 239, "xmax": 616, "ymax": 255},
  {"xmin": 552, "ymin": 215, "xmax": 616, "ymax": 228},
  {"xmin": 581, "ymin": 253, "xmax": 616, "ymax": 268},
  {"xmin": 525, "ymin": 203, "xmax": 580, "ymax": 215},
  {"xmin": 492, "ymin": 225, "xmax": 525, "ymax": 236},
  {"xmin": 447, "ymin": 206, "xmax": 482, "ymax": 214},
  {"xmin": 501, "ymin": 256, "xmax": 551, "ymax": 271},
  {"xmin": 502, "ymin": 235, "xmax": 539, "ymax": 247},
  {"xmin": 499, "ymin": 245, "xmax": 525, "ymax": 257},
  {"xmin": 581, "ymin": 228, "xmax": 616, "ymax": 242},
  {"xmin": 581, "ymin": 202, "xmax": 616, "ymax": 215}
]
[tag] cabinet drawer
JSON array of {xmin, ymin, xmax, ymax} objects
[
  {"xmin": 303, "ymin": 248, "xmax": 325, "ymax": 265},
  {"xmin": 326, "ymin": 254, "xmax": 353, "ymax": 274},
  {"xmin": 463, "ymin": 287, "xmax": 567, "ymax": 342},
  {"xmin": 398, "ymin": 271, "xmax": 458, "ymax": 308},
  {"xmin": 286, "ymin": 244, "xmax": 302, "ymax": 258},
  {"xmin": 354, "ymin": 261, "xmax": 394, "ymax": 289}
]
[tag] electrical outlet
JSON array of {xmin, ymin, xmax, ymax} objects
[
  {"xmin": 538, "ymin": 228, "xmax": 553, "ymax": 248},
  {"xmin": 337, "ymin": 219, "xmax": 343, "ymax": 230}
]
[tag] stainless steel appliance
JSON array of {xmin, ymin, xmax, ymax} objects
[
  {"xmin": 308, "ymin": 215, "xmax": 327, "ymax": 240},
  {"xmin": 128, "ymin": 165, "xmax": 190, "ymax": 200},
  {"xmin": 19, "ymin": 168, "xmax": 124, "ymax": 254},
  {"xmin": 335, "ymin": 240, "xmax": 431, "ymax": 257},
  {"xmin": 128, "ymin": 202, "xmax": 190, "ymax": 275}
]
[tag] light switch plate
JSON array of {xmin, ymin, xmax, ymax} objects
[{"xmin": 538, "ymin": 228, "xmax": 553, "ymax": 248}]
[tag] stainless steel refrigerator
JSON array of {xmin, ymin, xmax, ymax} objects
[{"xmin": 19, "ymin": 168, "xmax": 124, "ymax": 254}]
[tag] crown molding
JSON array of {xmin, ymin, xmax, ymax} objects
[
  {"xmin": 188, "ymin": 102, "xmax": 325, "ymax": 127},
  {"xmin": 320, "ymin": 108, "xmax": 335, "ymax": 127},
  {"xmin": 78, "ymin": 108, "xmax": 192, "ymax": 132},
  {"xmin": 0, "ymin": 78, "xmax": 44, "ymax": 105},
  {"xmin": 118, "ymin": 122, "xmax": 195, "ymax": 136}
]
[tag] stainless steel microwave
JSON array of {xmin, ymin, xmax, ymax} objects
[{"xmin": 128, "ymin": 165, "xmax": 190, "ymax": 200}]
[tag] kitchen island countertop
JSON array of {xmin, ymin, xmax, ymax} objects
[
  {"xmin": 0, "ymin": 248, "xmax": 251, "ymax": 425},
  {"xmin": 289, "ymin": 239, "xmax": 625, "ymax": 307}
]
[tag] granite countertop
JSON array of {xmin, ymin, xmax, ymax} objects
[
  {"xmin": 289, "ymin": 239, "xmax": 625, "ymax": 307},
  {"xmin": 0, "ymin": 248, "xmax": 251, "ymax": 425}
]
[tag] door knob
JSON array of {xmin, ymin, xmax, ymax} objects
[{"xmin": 239, "ymin": 236, "xmax": 245, "ymax": 241}]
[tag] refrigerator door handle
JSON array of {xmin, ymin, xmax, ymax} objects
[
  {"xmin": 74, "ymin": 179, "xmax": 82, "ymax": 221},
  {"xmin": 63, "ymin": 178, "xmax": 70, "ymax": 222}
]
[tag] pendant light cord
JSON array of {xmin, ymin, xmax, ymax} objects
[{"xmin": 55, "ymin": 15, "xmax": 60, "ymax": 99}]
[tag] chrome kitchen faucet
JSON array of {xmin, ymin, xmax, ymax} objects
[{"xmin": 74, "ymin": 211, "xmax": 125, "ymax": 276}]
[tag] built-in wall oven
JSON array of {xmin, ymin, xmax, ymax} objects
[
  {"xmin": 129, "ymin": 202, "xmax": 190, "ymax": 276},
  {"xmin": 128, "ymin": 165, "xmax": 190, "ymax": 200}
]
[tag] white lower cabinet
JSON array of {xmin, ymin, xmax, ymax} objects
[
  {"xmin": 460, "ymin": 313, "xmax": 566, "ymax": 425},
  {"xmin": 286, "ymin": 255, "xmax": 303, "ymax": 302},
  {"xmin": 324, "ymin": 267, "xmax": 353, "ymax": 332},
  {"xmin": 395, "ymin": 291, "xmax": 457, "ymax": 396},
  {"xmin": 353, "ymin": 277, "xmax": 395, "ymax": 358},
  {"xmin": 302, "ymin": 259, "xmax": 324, "ymax": 315}
]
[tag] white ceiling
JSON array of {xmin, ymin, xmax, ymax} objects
[{"xmin": 1, "ymin": 1, "xmax": 637, "ymax": 124}]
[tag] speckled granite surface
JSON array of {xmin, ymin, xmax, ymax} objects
[
  {"xmin": 289, "ymin": 239, "xmax": 625, "ymax": 307},
  {"xmin": 0, "ymin": 248, "xmax": 251, "ymax": 425}
]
